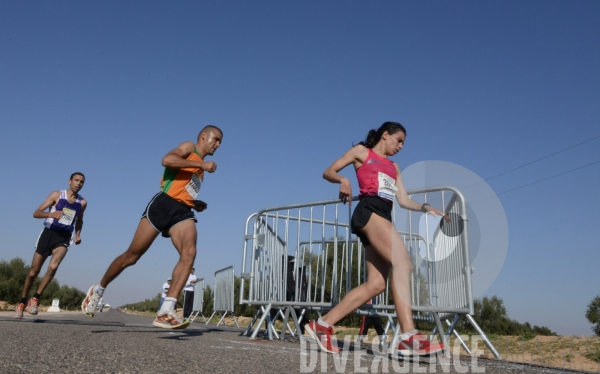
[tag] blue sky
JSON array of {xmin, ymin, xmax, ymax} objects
[{"xmin": 1, "ymin": 1, "xmax": 598, "ymax": 336}]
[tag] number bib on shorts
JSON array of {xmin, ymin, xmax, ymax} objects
[
  {"xmin": 378, "ymin": 172, "xmax": 398, "ymax": 201},
  {"xmin": 58, "ymin": 208, "xmax": 76, "ymax": 226},
  {"xmin": 185, "ymin": 173, "xmax": 202, "ymax": 200}
]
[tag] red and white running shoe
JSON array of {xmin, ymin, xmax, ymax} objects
[
  {"xmin": 26, "ymin": 297, "xmax": 40, "ymax": 315},
  {"xmin": 13, "ymin": 303, "xmax": 25, "ymax": 319},
  {"xmin": 305, "ymin": 320, "xmax": 340, "ymax": 353},
  {"xmin": 398, "ymin": 332, "xmax": 444, "ymax": 356}
]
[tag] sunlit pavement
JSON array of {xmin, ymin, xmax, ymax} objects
[{"xmin": 0, "ymin": 310, "xmax": 582, "ymax": 373}]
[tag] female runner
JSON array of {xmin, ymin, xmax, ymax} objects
[{"xmin": 306, "ymin": 121, "xmax": 449, "ymax": 355}]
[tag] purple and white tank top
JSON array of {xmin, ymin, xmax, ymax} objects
[{"xmin": 44, "ymin": 190, "xmax": 83, "ymax": 232}]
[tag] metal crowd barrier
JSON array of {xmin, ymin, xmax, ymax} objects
[
  {"xmin": 189, "ymin": 278, "xmax": 206, "ymax": 323},
  {"xmin": 239, "ymin": 185, "xmax": 501, "ymax": 358},
  {"xmin": 207, "ymin": 266, "xmax": 240, "ymax": 327}
]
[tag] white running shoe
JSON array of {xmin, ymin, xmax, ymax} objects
[
  {"xmin": 26, "ymin": 297, "xmax": 40, "ymax": 315},
  {"xmin": 82, "ymin": 285, "xmax": 103, "ymax": 317},
  {"xmin": 13, "ymin": 303, "xmax": 25, "ymax": 319}
]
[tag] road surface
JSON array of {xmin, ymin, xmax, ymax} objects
[{"xmin": 0, "ymin": 309, "xmax": 584, "ymax": 373}]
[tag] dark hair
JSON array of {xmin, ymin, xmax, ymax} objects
[
  {"xmin": 198, "ymin": 125, "xmax": 223, "ymax": 141},
  {"xmin": 70, "ymin": 172, "xmax": 85, "ymax": 180},
  {"xmin": 358, "ymin": 122, "xmax": 406, "ymax": 149}
]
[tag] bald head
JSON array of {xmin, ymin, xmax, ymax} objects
[
  {"xmin": 196, "ymin": 125, "xmax": 223, "ymax": 156},
  {"xmin": 198, "ymin": 125, "xmax": 223, "ymax": 142}
]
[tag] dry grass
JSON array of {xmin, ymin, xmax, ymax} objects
[{"xmin": 479, "ymin": 335, "xmax": 600, "ymax": 373}]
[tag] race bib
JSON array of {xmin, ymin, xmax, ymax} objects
[
  {"xmin": 378, "ymin": 172, "xmax": 398, "ymax": 201},
  {"xmin": 58, "ymin": 208, "xmax": 76, "ymax": 226},
  {"xmin": 185, "ymin": 173, "xmax": 202, "ymax": 199}
]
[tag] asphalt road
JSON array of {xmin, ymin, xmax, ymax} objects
[{"xmin": 0, "ymin": 309, "xmax": 585, "ymax": 373}]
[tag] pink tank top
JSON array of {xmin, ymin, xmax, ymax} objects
[{"xmin": 356, "ymin": 149, "xmax": 398, "ymax": 202}]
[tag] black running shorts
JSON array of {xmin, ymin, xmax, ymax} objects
[
  {"xmin": 142, "ymin": 192, "xmax": 197, "ymax": 238},
  {"xmin": 351, "ymin": 196, "xmax": 393, "ymax": 246},
  {"xmin": 35, "ymin": 228, "xmax": 72, "ymax": 257}
]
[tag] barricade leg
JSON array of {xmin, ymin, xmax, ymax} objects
[
  {"xmin": 388, "ymin": 321, "xmax": 402, "ymax": 356},
  {"xmin": 465, "ymin": 313, "xmax": 502, "ymax": 359},
  {"xmin": 274, "ymin": 308, "xmax": 294, "ymax": 336},
  {"xmin": 280, "ymin": 307, "xmax": 291, "ymax": 341},
  {"xmin": 446, "ymin": 317, "xmax": 472, "ymax": 355},
  {"xmin": 279, "ymin": 308, "xmax": 295, "ymax": 338},
  {"xmin": 250, "ymin": 303, "xmax": 272, "ymax": 340},
  {"xmin": 279, "ymin": 306, "xmax": 304, "ymax": 342},
  {"xmin": 290, "ymin": 308, "xmax": 303, "ymax": 342},
  {"xmin": 432, "ymin": 312, "xmax": 450, "ymax": 358},
  {"xmin": 206, "ymin": 311, "xmax": 217, "ymax": 325},
  {"xmin": 243, "ymin": 308, "xmax": 262, "ymax": 336},
  {"xmin": 266, "ymin": 312, "xmax": 279, "ymax": 340},
  {"xmin": 297, "ymin": 309, "xmax": 306, "ymax": 325},
  {"xmin": 217, "ymin": 311, "xmax": 228, "ymax": 326}
]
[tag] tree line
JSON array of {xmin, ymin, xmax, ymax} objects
[
  {"xmin": 0, "ymin": 257, "xmax": 85, "ymax": 310},
  {"xmin": 120, "ymin": 274, "xmax": 570, "ymax": 337}
]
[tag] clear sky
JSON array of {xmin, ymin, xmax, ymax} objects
[{"xmin": 1, "ymin": 1, "xmax": 598, "ymax": 336}]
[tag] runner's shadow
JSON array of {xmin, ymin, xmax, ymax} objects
[
  {"xmin": 0, "ymin": 318, "xmax": 126, "ymax": 327},
  {"xmin": 158, "ymin": 330, "xmax": 205, "ymax": 340},
  {"xmin": 90, "ymin": 329, "xmax": 206, "ymax": 340}
]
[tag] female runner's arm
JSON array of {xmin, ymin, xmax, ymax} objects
[
  {"xmin": 323, "ymin": 145, "xmax": 369, "ymax": 206},
  {"xmin": 393, "ymin": 163, "xmax": 450, "ymax": 222}
]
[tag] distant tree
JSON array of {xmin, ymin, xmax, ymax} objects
[
  {"xmin": 120, "ymin": 293, "xmax": 162, "ymax": 312},
  {"xmin": 38, "ymin": 279, "xmax": 60, "ymax": 305},
  {"xmin": 457, "ymin": 296, "xmax": 556, "ymax": 336},
  {"xmin": 0, "ymin": 258, "xmax": 30, "ymax": 304},
  {"xmin": 474, "ymin": 296, "xmax": 509, "ymax": 334},
  {"xmin": 233, "ymin": 276, "xmax": 258, "ymax": 317},
  {"xmin": 586, "ymin": 295, "xmax": 600, "ymax": 336},
  {"xmin": 54, "ymin": 285, "xmax": 85, "ymax": 310},
  {"xmin": 203, "ymin": 284, "xmax": 214, "ymax": 317},
  {"xmin": 0, "ymin": 257, "xmax": 86, "ymax": 309}
]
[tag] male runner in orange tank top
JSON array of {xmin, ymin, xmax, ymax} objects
[{"xmin": 81, "ymin": 126, "xmax": 222, "ymax": 329}]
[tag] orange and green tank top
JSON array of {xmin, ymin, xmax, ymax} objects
[{"xmin": 160, "ymin": 148, "xmax": 204, "ymax": 207}]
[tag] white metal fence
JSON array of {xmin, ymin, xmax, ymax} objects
[
  {"xmin": 239, "ymin": 186, "xmax": 500, "ymax": 358},
  {"xmin": 208, "ymin": 266, "xmax": 239, "ymax": 327},
  {"xmin": 189, "ymin": 278, "xmax": 205, "ymax": 323}
]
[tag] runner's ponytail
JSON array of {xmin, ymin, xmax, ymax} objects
[{"xmin": 357, "ymin": 122, "xmax": 406, "ymax": 149}]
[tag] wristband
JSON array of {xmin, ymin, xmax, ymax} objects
[{"xmin": 421, "ymin": 203, "xmax": 430, "ymax": 212}]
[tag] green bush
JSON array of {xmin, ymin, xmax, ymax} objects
[
  {"xmin": 120, "ymin": 292, "xmax": 185, "ymax": 312},
  {"xmin": 0, "ymin": 257, "xmax": 85, "ymax": 309},
  {"xmin": 120, "ymin": 293, "xmax": 162, "ymax": 312},
  {"xmin": 586, "ymin": 295, "xmax": 600, "ymax": 336},
  {"xmin": 54, "ymin": 285, "xmax": 86, "ymax": 310},
  {"xmin": 203, "ymin": 285, "xmax": 214, "ymax": 316},
  {"xmin": 454, "ymin": 296, "xmax": 557, "ymax": 337},
  {"xmin": 584, "ymin": 349, "xmax": 600, "ymax": 362},
  {"xmin": 0, "ymin": 258, "xmax": 30, "ymax": 304}
]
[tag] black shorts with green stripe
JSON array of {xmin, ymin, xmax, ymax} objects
[{"xmin": 142, "ymin": 192, "xmax": 197, "ymax": 238}]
